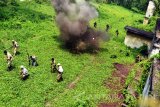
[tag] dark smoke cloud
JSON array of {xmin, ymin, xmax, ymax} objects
[{"xmin": 52, "ymin": 0, "xmax": 108, "ymax": 53}]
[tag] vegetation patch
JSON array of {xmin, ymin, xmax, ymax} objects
[{"xmin": 0, "ymin": 0, "xmax": 157, "ymax": 106}]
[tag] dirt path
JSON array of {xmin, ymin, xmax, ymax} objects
[
  {"xmin": 68, "ymin": 75, "xmax": 82, "ymax": 89},
  {"xmin": 98, "ymin": 63, "xmax": 134, "ymax": 107}
]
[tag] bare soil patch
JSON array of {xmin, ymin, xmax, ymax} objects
[{"xmin": 98, "ymin": 63, "xmax": 134, "ymax": 107}]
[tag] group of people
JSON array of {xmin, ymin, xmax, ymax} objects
[
  {"xmin": 93, "ymin": 22, "xmax": 119, "ymax": 36},
  {"xmin": 3, "ymin": 40, "xmax": 18, "ymax": 71},
  {"xmin": 3, "ymin": 40, "xmax": 64, "ymax": 82}
]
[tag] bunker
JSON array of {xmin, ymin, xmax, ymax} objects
[{"xmin": 124, "ymin": 26, "xmax": 154, "ymax": 49}]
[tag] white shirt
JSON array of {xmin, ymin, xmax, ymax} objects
[
  {"xmin": 58, "ymin": 66, "xmax": 63, "ymax": 73},
  {"xmin": 7, "ymin": 52, "xmax": 13, "ymax": 60},
  {"xmin": 22, "ymin": 68, "xmax": 28, "ymax": 75},
  {"xmin": 14, "ymin": 41, "xmax": 19, "ymax": 48}
]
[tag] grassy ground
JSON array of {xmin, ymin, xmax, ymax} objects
[{"xmin": 0, "ymin": 1, "xmax": 146, "ymax": 107}]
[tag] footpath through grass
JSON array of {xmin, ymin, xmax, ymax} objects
[{"xmin": 0, "ymin": 1, "xmax": 144, "ymax": 107}]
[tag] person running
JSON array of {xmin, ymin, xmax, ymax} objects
[
  {"xmin": 4, "ymin": 50, "xmax": 13, "ymax": 71},
  {"xmin": 12, "ymin": 40, "xmax": 19, "ymax": 56}
]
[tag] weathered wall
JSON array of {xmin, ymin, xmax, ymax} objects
[
  {"xmin": 124, "ymin": 32, "xmax": 152, "ymax": 49},
  {"xmin": 145, "ymin": 1, "xmax": 156, "ymax": 18},
  {"xmin": 143, "ymin": 1, "xmax": 156, "ymax": 25}
]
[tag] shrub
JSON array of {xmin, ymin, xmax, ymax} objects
[{"xmin": 34, "ymin": 0, "xmax": 50, "ymax": 4}]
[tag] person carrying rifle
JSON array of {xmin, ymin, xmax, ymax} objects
[
  {"xmin": 51, "ymin": 58, "xmax": 57, "ymax": 73},
  {"xmin": 20, "ymin": 65, "xmax": 29, "ymax": 80},
  {"xmin": 57, "ymin": 63, "xmax": 63, "ymax": 82},
  {"xmin": 12, "ymin": 40, "xmax": 19, "ymax": 56},
  {"xmin": 4, "ymin": 50, "xmax": 13, "ymax": 71}
]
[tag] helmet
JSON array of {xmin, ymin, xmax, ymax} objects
[
  {"xmin": 4, "ymin": 50, "xmax": 7, "ymax": 54},
  {"xmin": 57, "ymin": 63, "xmax": 61, "ymax": 66},
  {"xmin": 20, "ymin": 65, "xmax": 24, "ymax": 69}
]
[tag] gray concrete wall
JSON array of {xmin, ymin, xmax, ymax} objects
[{"xmin": 124, "ymin": 33, "xmax": 152, "ymax": 49}]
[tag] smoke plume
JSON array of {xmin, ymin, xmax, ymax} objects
[{"xmin": 52, "ymin": 0, "xmax": 107, "ymax": 53}]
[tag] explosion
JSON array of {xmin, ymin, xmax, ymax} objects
[{"xmin": 52, "ymin": 0, "xmax": 108, "ymax": 53}]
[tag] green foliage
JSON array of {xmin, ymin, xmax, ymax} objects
[
  {"xmin": 97, "ymin": 0, "xmax": 148, "ymax": 12},
  {"xmin": 153, "ymin": 0, "xmax": 160, "ymax": 16},
  {"xmin": 137, "ymin": 60, "xmax": 151, "ymax": 93},
  {"xmin": 127, "ymin": 45, "xmax": 149, "ymax": 59},
  {"xmin": 0, "ymin": 0, "xmax": 19, "ymax": 6},
  {"xmin": 96, "ymin": 0, "xmax": 160, "ymax": 16},
  {"xmin": 0, "ymin": 1, "xmax": 155, "ymax": 107},
  {"xmin": 150, "ymin": 53, "xmax": 160, "ymax": 59},
  {"xmin": 125, "ymin": 69, "xmax": 136, "ymax": 86},
  {"xmin": 0, "ymin": 40, "xmax": 5, "ymax": 49},
  {"xmin": 34, "ymin": 0, "xmax": 51, "ymax": 4},
  {"xmin": 123, "ymin": 89, "xmax": 138, "ymax": 106},
  {"xmin": 132, "ymin": 17, "xmax": 157, "ymax": 32},
  {"xmin": 73, "ymin": 99, "xmax": 90, "ymax": 107},
  {"xmin": 0, "ymin": 0, "xmax": 8, "ymax": 6}
]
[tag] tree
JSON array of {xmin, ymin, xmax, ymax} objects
[
  {"xmin": 153, "ymin": 0, "xmax": 160, "ymax": 16},
  {"xmin": 0, "ymin": 0, "xmax": 18, "ymax": 6}
]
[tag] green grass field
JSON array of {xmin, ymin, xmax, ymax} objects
[{"xmin": 0, "ymin": 1, "xmax": 152, "ymax": 106}]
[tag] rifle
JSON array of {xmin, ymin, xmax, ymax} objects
[{"xmin": 26, "ymin": 50, "xmax": 31, "ymax": 66}]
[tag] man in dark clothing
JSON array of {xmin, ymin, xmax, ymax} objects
[
  {"xmin": 106, "ymin": 24, "xmax": 109, "ymax": 32},
  {"xmin": 116, "ymin": 30, "xmax": 119, "ymax": 37},
  {"xmin": 30, "ymin": 55, "xmax": 38, "ymax": 66},
  {"xmin": 94, "ymin": 22, "xmax": 97, "ymax": 28},
  {"xmin": 51, "ymin": 58, "xmax": 57, "ymax": 73}
]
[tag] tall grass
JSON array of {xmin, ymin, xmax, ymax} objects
[{"xmin": 0, "ymin": 1, "xmax": 155, "ymax": 107}]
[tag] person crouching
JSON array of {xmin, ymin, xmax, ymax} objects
[{"xmin": 20, "ymin": 65, "xmax": 29, "ymax": 80}]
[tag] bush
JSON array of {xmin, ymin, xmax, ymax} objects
[
  {"xmin": 0, "ymin": 0, "xmax": 19, "ymax": 7},
  {"xmin": 123, "ymin": 89, "xmax": 138, "ymax": 106},
  {"xmin": 73, "ymin": 99, "xmax": 90, "ymax": 107},
  {"xmin": 34, "ymin": 0, "xmax": 51, "ymax": 4}
]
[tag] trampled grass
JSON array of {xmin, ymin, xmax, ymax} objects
[{"xmin": 0, "ymin": 1, "xmax": 148, "ymax": 106}]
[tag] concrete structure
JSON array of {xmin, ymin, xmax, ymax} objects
[
  {"xmin": 140, "ymin": 19, "xmax": 160, "ymax": 107},
  {"xmin": 150, "ymin": 19, "xmax": 160, "ymax": 57},
  {"xmin": 143, "ymin": 1, "xmax": 156, "ymax": 25},
  {"xmin": 124, "ymin": 26, "xmax": 154, "ymax": 49},
  {"xmin": 150, "ymin": 19, "xmax": 160, "ymax": 99}
]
